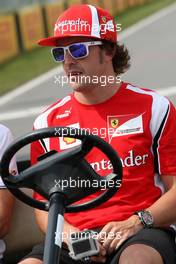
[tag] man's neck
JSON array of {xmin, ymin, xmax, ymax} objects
[{"xmin": 74, "ymin": 82, "xmax": 121, "ymax": 105}]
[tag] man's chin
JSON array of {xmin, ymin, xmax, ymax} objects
[{"xmin": 69, "ymin": 82, "xmax": 90, "ymax": 92}]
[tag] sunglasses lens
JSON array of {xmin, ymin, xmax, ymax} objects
[
  {"xmin": 52, "ymin": 48, "xmax": 64, "ymax": 62},
  {"xmin": 69, "ymin": 44, "xmax": 87, "ymax": 59}
]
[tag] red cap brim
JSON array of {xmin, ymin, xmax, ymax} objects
[
  {"xmin": 38, "ymin": 36, "xmax": 58, "ymax": 47},
  {"xmin": 38, "ymin": 35, "xmax": 102, "ymax": 47}
]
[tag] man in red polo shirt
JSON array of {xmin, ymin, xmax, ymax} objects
[{"xmin": 19, "ymin": 4, "xmax": 176, "ymax": 264}]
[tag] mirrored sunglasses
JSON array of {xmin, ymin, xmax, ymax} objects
[{"xmin": 51, "ymin": 41, "xmax": 102, "ymax": 62}]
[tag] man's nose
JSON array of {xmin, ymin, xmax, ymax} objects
[{"xmin": 64, "ymin": 50, "xmax": 76, "ymax": 64}]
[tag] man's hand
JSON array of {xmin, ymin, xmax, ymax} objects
[{"xmin": 98, "ymin": 215, "xmax": 143, "ymax": 255}]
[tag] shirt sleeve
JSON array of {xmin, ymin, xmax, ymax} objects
[
  {"xmin": 153, "ymin": 101, "xmax": 176, "ymax": 175},
  {"xmin": 0, "ymin": 125, "xmax": 18, "ymax": 188}
]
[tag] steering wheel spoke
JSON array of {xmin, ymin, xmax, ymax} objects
[{"xmin": 79, "ymin": 137, "xmax": 95, "ymax": 157}]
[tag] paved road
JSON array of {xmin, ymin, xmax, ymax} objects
[{"xmin": 0, "ymin": 3, "xmax": 175, "ymax": 157}]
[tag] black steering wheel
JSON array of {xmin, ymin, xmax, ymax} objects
[{"xmin": 1, "ymin": 127, "xmax": 122, "ymax": 213}]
